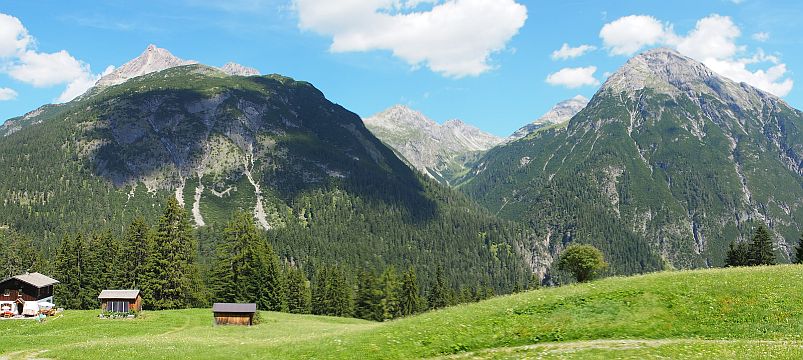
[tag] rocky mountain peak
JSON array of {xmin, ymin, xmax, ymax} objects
[
  {"xmin": 364, "ymin": 104, "xmax": 438, "ymax": 129},
  {"xmin": 220, "ymin": 62, "xmax": 260, "ymax": 76},
  {"xmin": 508, "ymin": 95, "xmax": 589, "ymax": 141},
  {"xmin": 96, "ymin": 45, "xmax": 198, "ymax": 88},
  {"xmin": 601, "ymin": 47, "xmax": 784, "ymax": 114}
]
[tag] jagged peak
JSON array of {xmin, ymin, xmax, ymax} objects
[
  {"xmin": 95, "ymin": 45, "xmax": 198, "ymax": 88},
  {"xmin": 364, "ymin": 104, "xmax": 438, "ymax": 128}
]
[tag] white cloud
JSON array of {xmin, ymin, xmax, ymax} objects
[
  {"xmin": 752, "ymin": 32, "xmax": 770, "ymax": 42},
  {"xmin": 8, "ymin": 50, "xmax": 91, "ymax": 87},
  {"xmin": 599, "ymin": 14, "xmax": 793, "ymax": 97},
  {"xmin": 599, "ymin": 15, "xmax": 670, "ymax": 56},
  {"xmin": 293, "ymin": 0, "xmax": 528, "ymax": 78},
  {"xmin": 551, "ymin": 43, "xmax": 596, "ymax": 60},
  {"xmin": 0, "ymin": 13, "xmax": 31, "ymax": 57},
  {"xmin": 56, "ymin": 65, "xmax": 115, "ymax": 103},
  {"xmin": 0, "ymin": 12, "xmax": 109, "ymax": 103},
  {"xmin": 545, "ymin": 66, "xmax": 599, "ymax": 88},
  {"xmin": 0, "ymin": 87, "xmax": 17, "ymax": 101}
]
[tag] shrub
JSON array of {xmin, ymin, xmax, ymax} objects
[{"xmin": 557, "ymin": 244, "xmax": 608, "ymax": 283}]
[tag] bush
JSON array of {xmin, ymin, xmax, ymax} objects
[{"xmin": 558, "ymin": 244, "xmax": 608, "ymax": 283}]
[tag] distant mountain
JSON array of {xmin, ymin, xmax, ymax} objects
[
  {"xmin": 364, "ymin": 105, "xmax": 503, "ymax": 185},
  {"xmin": 509, "ymin": 95, "xmax": 588, "ymax": 141},
  {"xmin": 220, "ymin": 62, "xmax": 260, "ymax": 76},
  {"xmin": 0, "ymin": 46, "xmax": 542, "ymax": 289},
  {"xmin": 462, "ymin": 48, "xmax": 803, "ymax": 274}
]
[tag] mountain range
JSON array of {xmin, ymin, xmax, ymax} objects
[
  {"xmin": 3, "ymin": 44, "xmax": 803, "ymax": 286},
  {"xmin": 0, "ymin": 45, "xmax": 537, "ymax": 289}
]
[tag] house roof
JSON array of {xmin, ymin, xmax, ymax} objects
[
  {"xmin": 1, "ymin": 272, "xmax": 59, "ymax": 288},
  {"xmin": 98, "ymin": 290, "xmax": 140, "ymax": 300},
  {"xmin": 212, "ymin": 303, "xmax": 257, "ymax": 313}
]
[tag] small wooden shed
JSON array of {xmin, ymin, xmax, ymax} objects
[
  {"xmin": 212, "ymin": 303, "xmax": 257, "ymax": 326},
  {"xmin": 98, "ymin": 290, "xmax": 142, "ymax": 313}
]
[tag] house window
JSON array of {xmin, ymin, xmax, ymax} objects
[
  {"xmin": 2, "ymin": 289, "xmax": 8, "ymax": 296},
  {"xmin": 106, "ymin": 301, "xmax": 129, "ymax": 313}
]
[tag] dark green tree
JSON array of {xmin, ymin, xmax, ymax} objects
[
  {"xmin": 284, "ymin": 265, "xmax": 311, "ymax": 314},
  {"xmin": 141, "ymin": 197, "xmax": 206, "ymax": 310},
  {"xmin": 355, "ymin": 268, "xmax": 383, "ymax": 321},
  {"xmin": 120, "ymin": 216, "xmax": 151, "ymax": 289},
  {"xmin": 557, "ymin": 244, "xmax": 608, "ymax": 283},
  {"xmin": 0, "ymin": 230, "xmax": 41, "ymax": 279},
  {"xmin": 428, "ymin": 265, "xmax": 449, "ymax": 310},
  {"xmin": 400, "ymin": 267, "xmax": 420, "ymax": 316},
  {"xmin": 795, "ymin": 233, "xmax": 803, "ymax": 265},
  {"xmin": 380, "ymin": 266, "xmax": 401, "ymax": 321},
  {"xmin": 725, "ymin": 241, "xmax": 750, "ymax": 267},
  {"xmin": 748, "ymin": 225, "xmax": 775, "ymax": 266}
]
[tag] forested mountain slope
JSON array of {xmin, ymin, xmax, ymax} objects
[
  {"xmin": 462, "ymin": 48, "xmax": 803, "ymax": 272},
  {"xmin": 0, "ymin": 60, "xmax": 545, "ymax": 289}
]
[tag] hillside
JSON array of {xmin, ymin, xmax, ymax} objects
[
  {"xmin": 2, "ymin": 266, "xmax": 802, "ymax": 359},
  {"xmin": 461, "ymin": 48, "xmax": 803, "ymax": 273},
  {"xmin": 0, "ymin": 47, "xmax": 543, "ymax": 289},
  {"xmin": 364, "ymin": 105, "xmax": 503, "ymax": 185}
]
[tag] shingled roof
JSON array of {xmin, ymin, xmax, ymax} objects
[
  {"xmin": 212, "ymin": 303, "xmax": 257, "ymax": 313},
  {"xmin": 98, "ymin": 290, "xmax": 141, "ymax": 300},
  {"xmin": 1, "ymin": 272, "xmax": 59, "ymax": 288}
]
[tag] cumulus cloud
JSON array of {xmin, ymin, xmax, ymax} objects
[
  {"xmin": 545, "ymin": 66, "xmax": 599, "ymax": 88},
  {"xmin": 0, "ymin": 87, "xmax": 17, "ymax": 101},
  {"xmin": 0, "ymin": 13, "xmax": 31, "ymax": 57},
  {"xmin": 0, "ymin": 12, "xmax": 107, "ymax": 103},
  {"xmin": 551, "ymin": 43, "xmax": 596, "ymax": 60},
  {"xmin": 599, "ymin": 14, "xmax": 793, "ymax": 97},
  {"xmin": 599, "ymin": 15, "xmax": 670, "ymax": 56},
  {"xmin": 293, "ymin": 0, "xmax": 528, "ymax": 78}
]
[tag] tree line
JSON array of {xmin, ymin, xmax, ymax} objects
[{"xmin": 24, "ymin": 198, "xmax": 521, "ymax": 320}]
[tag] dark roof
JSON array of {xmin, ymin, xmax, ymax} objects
[
  {"xmin": 212, "ymin": 303, "xmax": 257, "ymax": 313},
  {"xmin": 0, "ymin": 272, "xmax": 59, "ymax": 288},
  {"xmin": 98, "ymin": 290, "xmax": 140, "ymax": 300}
]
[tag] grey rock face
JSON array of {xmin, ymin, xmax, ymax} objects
[
  {"xmin": 364, "ymin": 105, "xmax": 503, "ymax": 184},
  {"xmin": 509, "ymin": 95, "xmax": 589, "ymax": 141},
  {"xmin": 220, "ymin": 62, "xmax": 260, "ymax": 76},
  {"xmin": 96, "ymin": 44, "xmax": 198, "ymax": 88}
]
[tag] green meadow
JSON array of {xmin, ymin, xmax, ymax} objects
[{"xmin": 3, "ymin": 265, "xmax": 803, "ymax": 359}]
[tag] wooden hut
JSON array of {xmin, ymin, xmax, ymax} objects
[
  {"xmin": 212, "ymin": 303, "xmax": 257, "ymax": 326},
  {"xmin": 98, "ymin": 290, "xmax": 142, "ymax": 313},
  {"xmin": 0, "ymin": 272, "xmax": 59, "ymax": 316}
]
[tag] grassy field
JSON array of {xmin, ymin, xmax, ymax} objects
[{"xmin": 2, "ymin": 265, "xmax": 803, "ymax": 359}]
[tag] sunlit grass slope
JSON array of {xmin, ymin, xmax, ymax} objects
[{"xmin": 2, "ymin": 265, "xmax": 802, "ymax": 359}]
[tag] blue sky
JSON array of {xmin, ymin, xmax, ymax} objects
[{"xmin": 1, "ymin": 0, "xmax": 802, "ymax": 136}]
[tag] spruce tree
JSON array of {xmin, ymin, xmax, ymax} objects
[
  {"xmin": 311, "ymin": 266, "xmax": 330, "ymax": 315},
  {"xmin": 355, "ymin": 268, "xmax": 379, "ymax": 320},
  {"xmin": 284, "ymin": 265, "xmax": 311, "ymax": 314},
  {"xmin": 748, "ymin": 225, "xmax": 775, "ymax": 266},
  {"xmin": 400, "ymin": 267, "xmax": 420, "ymax": 316},
  {"xmin": 795, "ymin": 233, "xmax": 803, "ymax": 264},
  {"xmin": 121, "ymin": 216, "xmax": 151, "ymax": 289},
  {"xmin": 428, "ymin": 265, "xmax": 449, "ymax": 310},
  {"xmin": 141, "ymin": 197, "xmax": 206, "ymax": 310},
  {"xmin": 725, "ymin": 241, "xmax": 749, "ymax": 267},
  {"xmin": 380, "ymin": 266, "xmax": 401, "ymax": 321}
]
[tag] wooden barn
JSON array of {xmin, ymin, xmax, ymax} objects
[
  {"xmin": 212, "ymin": 303, "xmax": 257, "ymax": 326},
  {"xmin": 0, "ymin": 272, "xmax": 59, "ymax": 316},
  {"xmin": 98, "ymin": 290, "xmax": 142, "ymax": 313}
]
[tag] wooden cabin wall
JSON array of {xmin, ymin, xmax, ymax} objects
[{"xmin": 213, "ymin": 313, "xmax": 253, "ymax": 326}]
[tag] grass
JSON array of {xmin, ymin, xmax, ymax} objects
[{"xmin": 3, "ymin": 265, "xmax": 803, "ymax": 359}]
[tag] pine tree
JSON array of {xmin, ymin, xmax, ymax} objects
[
  {"xmin": 725, "ymin": 241, "xmax": 749, "ymax": 267},
  {"xmin": 284, "ymin": 265, "xmax": 311, "ymax": 314},
  {"xmin": 355, "ymin": 268, "xmax": 379, "ymax": 320},
  {"xmin": 311, "ymin": 266, "xmax": 330, "ymax": 315},
  {"xmin": 794, "ymin": 233, "xmax": 803, "ymax": 264},
  {"xmin": 54, "ymin": 234, "xmax": 91, "ymax": 309},
  {"xmin": 330, "ymin": 266, "xmax": 353, "ymax": 317},
  {"xmin": 0, "ymin": 230, "xmax": 41, "ymax": 279},
  {"xmin": 428, "ymin": 265, "xmax": 449, "ymax": 310},
  {"xmin": 141, "ymin": 197, "xmax": 206, "ymax": 310},
  {"xmin": 380, "ymin": 266, "xmax": 401, "ymax": 321},
  {"xmin": 121, "ymin": 216, "xmax": 151, "ymax": 289},
  {"xmin": 400, "ymin": 267, "xmax": 420, "ymax": 316},
  {"xmin": 748, "ymin": 225, "xmax": 775, "ymax": 266}
]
